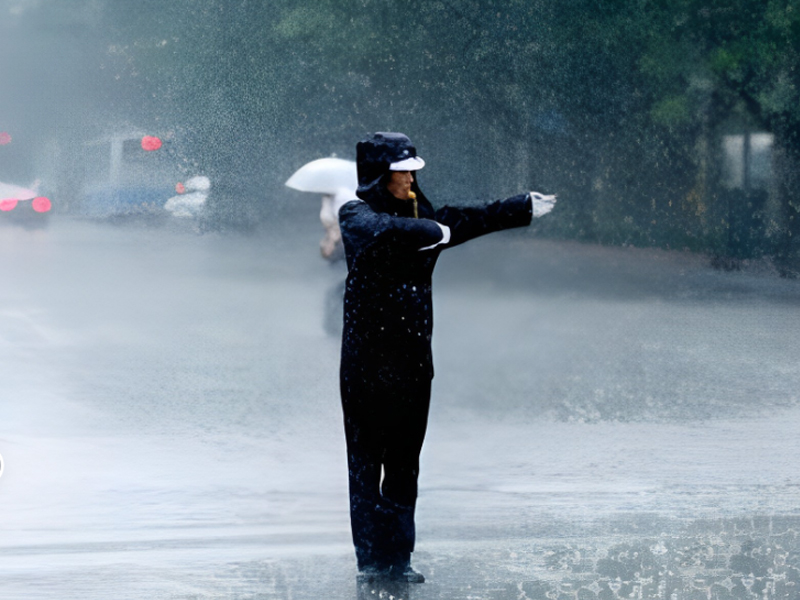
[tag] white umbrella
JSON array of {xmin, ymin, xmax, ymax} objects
[
  {"xmin": 285, "ymin": 157, "xmax": 357, "ymax": 195},
  {"xmin": 0, "ymin": 180, "xmax": 37, "ymax": 201}
]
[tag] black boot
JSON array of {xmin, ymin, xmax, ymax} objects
[{"xmin": 388, "ymin": 560, "xmax": 425, "ymax": 583}]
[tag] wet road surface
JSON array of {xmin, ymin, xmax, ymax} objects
[{"xmin": 1, "ymin": 217, "xmax": 799, "ymax": 599}]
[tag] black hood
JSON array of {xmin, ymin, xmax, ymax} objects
[{"xmin": 356, "ymin": 132, "xmax": 421, "ymax": 198}]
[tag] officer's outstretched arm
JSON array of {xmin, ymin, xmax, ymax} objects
[{"xmin": 434, "ymin": 193, "xmax": 533, "ymax": 248}]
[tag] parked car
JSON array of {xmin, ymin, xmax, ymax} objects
[{"xmin": 0, "ymin": 180, "xmax": 52, "ymax": 228}]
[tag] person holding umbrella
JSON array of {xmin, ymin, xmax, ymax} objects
[
  {"xmin": 285, "ymin": 157, "xmax": 358, "ymax": 261},
  {"xmin": 338, "ymin": 132, "xmax": 557, "ymax": 583}
]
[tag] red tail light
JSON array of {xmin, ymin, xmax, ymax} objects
[
  {"xmin": 0, "ymin": 199, "xmax": 18, "ymax": 211},
  {"xmin": 141, "ymin": 136, "xmax": 162, "ymax": 151},
  {"xmin": 32, "ymin": 197, "xmax": 52, "ymax": 213}
]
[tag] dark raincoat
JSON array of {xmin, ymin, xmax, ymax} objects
[{"xmin": 339, "ymin": 133, "xmax": 533, "ymax": 571}]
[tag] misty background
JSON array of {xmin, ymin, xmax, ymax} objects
[
  {"xmin": 3, "ymin": 2, "xmax": 800, "ymax": 599},
  {"xmin": 3, "ymin": 0, "xmax": 800, "ymax": 266}
]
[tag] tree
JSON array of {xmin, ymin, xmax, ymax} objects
[
  {"xmin": 636, "ymin": 0, "xmax": 800, "ymax": 265},
  {"xmin": 12, "ymin": 0, "xmax": 800, "ymax": 259}
]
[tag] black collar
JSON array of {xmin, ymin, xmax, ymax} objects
[{"xmin": 363, "ymin": 186, "xmax": 417, "ymax": 218}]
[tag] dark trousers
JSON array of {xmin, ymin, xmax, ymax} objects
[{"xmin": 340, "ymin": 365, "xmax": 432, "ymax": 570}]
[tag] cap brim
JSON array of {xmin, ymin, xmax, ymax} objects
[{"xmin": 389, "ymin": 156, "xmax": 425, "ymax": 171}]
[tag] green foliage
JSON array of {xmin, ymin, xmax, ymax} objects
[
  {"xmin": 26, "ymin": 0, "xmax": 800, "ymax": 261},
  {"xmin": 651, "ymin": 95, "xmax": 692, "ymax": 126}
]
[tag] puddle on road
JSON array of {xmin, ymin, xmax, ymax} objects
[
  {"xmin": 221, "ymin": 518, "xmax": 800, "ymax": 600},
  {"xmin": 2, "ymin": 517, "xmax": 799, "ymax": 599}
]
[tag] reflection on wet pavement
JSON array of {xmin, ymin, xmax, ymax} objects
[
  {"xmin": 357, "ymin": 577, "xmax": 410, "ymax": 600},
  {"xmin": 198, "ymin": 518, "xmax": 799, "ymax": 599},
  {"xmin": 1, "ymin": 221, "xmax": 799, "ymax": 599}
]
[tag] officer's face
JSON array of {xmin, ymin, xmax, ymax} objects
[{"xmin": 386, "ymin": 170, "xmax": 414, "ymax": 200}]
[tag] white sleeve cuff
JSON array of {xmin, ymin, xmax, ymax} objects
[{"xmin": 418, "ymin": 222, "xmax": 451, "ymax": 251}]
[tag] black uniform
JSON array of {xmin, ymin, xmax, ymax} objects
[{"xmin": 339, "ymin": 132, "xmax": 533, "ymax": 572}]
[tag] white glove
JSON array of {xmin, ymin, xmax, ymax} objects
[{"xmin": 529, "ymin": 191, "xmax": 557, "ymax": 218}]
